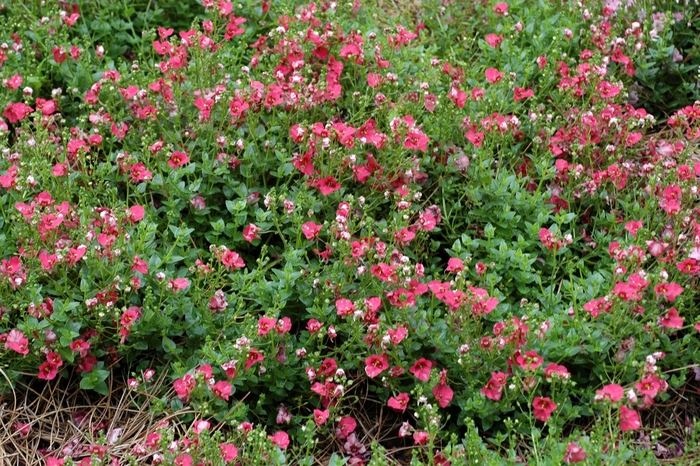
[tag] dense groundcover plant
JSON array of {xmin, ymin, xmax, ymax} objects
[{"xmin": 1, "ymin": 0, "xmax": 699, "ymax": 464}]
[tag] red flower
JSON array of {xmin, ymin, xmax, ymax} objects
[
  {"xmin": 532, "ymin": 397, "xmax": 557, "ymax": 422},
  {"xmin": 388, "ymin": 393, "xmax": 410, "ymax": 412}
]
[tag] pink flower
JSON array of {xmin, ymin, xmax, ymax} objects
[
  {"xmin": 313, "ymin": 409, "xmax": 329, "ymax": 425},
  {"xmin": 387, "ymin": 326, "xmax": 407, "ymax": 344},
  {"xmin": 209, "ymin": 290, "xmax": 228, "ymax": 312},
  {"xmin": 221, "ymin": 249, "xmax": 245, "ymax": 269},
  {"xmin": 404, "ymin": 130, "xmax": 429, "ymax": 151},
  {"xmin": 636, "ymin": 376, "xmax": 662, "ymax": 398},
  {"xmin": 624, "ymin": 220, "xmax": 642, "ymax": 236},
  {"xmin": 169, "ymin": 278, "xmax": 190, "ymax": 293},
  {"xmin": 69, "ymin": 338, "xmax": 90, "ymax": 357},
  {"xmin": 432, "ymin": 383, "xmax": 454, "ymax": 408},
  {"xmin": 595, "ymin": 383, "xmax": 624, "ymax": 402},
  {"xmin": 365, "ymin": 354, "xmax": 389, "ymax": 378},
  {"xmin": 654, "ymin": 282, "xmax": 683, "ymax": 302},
  {"xmin": 564, "ymin": 442, "xmax": 587, "ymax": 463},
  {"xmin": 485, "ymin": 68, "xmax": 505, "ymax": 83},
  {"xmin": 129, "ymin": 162, "xmax": 152, "ymax": 183},
  {"xmin": 243, "ymin": 223, "xmax": 261, "ymax": 242},
  {"xmin": 314, "ymin": 176, "xmax": 341, "ymax": 195},
  {"xmin": 220, "ymin": 443, "xmax": 238, "ymax": 462},
  {"xmin": 38, "ymin": 362, "xmax": 59, "ymax": 380},
  {"xmin": 367, "ymin": 73, "xmax": 382, "ymax": 88},
  {"xmin": 448, "ymin": 86, "xmax": 467, "ymax": 108},
  {"xmin": 597, "ymin": 81, "xmax": 621, "ymax": 99},
  {"xmin": 269, "ymin": 431, "xmax": 290, "ymax": 449},
  {"xmin": 3, "ymin": 102, "xmax": 33, "ymax": 124},
  {"xmin": 174, "ymin": 373, "xmax": 196, "ymax": 401},
  {"xmin": 619, "ymin": 406, "xmax": 641, "ymax": 431},
  {"xmin": 127, "ymin": 205, "xmax": 145, "ymax": 222},
  {"xmin": 544, "ymin": 363, "xmax": 571, "ymax": 381},
  {"xmin": 493, "ymin": 2, "xmax": 508, "ymax": 15},
  {"xmin": 532, "ymin": 397, "xmax": 557, "ymax": 422},
  {"xmin": 485, "ymin": 33, "xmax": 504, "ymax": 48},
  {"xmin": 413, "ymin": 431, "xmax": 430, "ymax": 445},
  {"xmin": 424, "ymin": 93, "xmax": 437, "ymax": 112},
  {"xmin": 625, "ymin": 132, "xmax": 643, "ymax": 147},
  {"xmin": 258, "ymin": 317, "xmax": 277, "ymax": 336},
  {"xmin": 212, "ymin": 381, "xmax": 232, "ymax": 401},
  {"xmin": 446, "ymin": 258, "xmax": 464, "ymax": 273},
  {"xmin": 336, "ymin": 416, "xmax": 357, "ymax": 440},
  {"xmin": 336, "ymin": 298, "xmax": 356, "ymax": 317},
  {"xmin": 12, "ymin": 422, "xmax": 30, "ymax": 436},
  {"xmin": 482, "ymin": 372, "xmax": 507, "ymax": 401},
  {"xmin": 245, "ymin": 348, "xmax": 264, "ymax": 370},
  {"xmin": 302, "ymin": 221, "xmax": 323, "ymax": 240},
  {"xmin": 515, "ymin": 350, "xmax": 544, "ymax": 371},
  {"xmin": 192, "ymin": 419, "xmax": 210, "ymax": 434},
  {"xmin": 5, "ymin": 329, "xmax": 29, "ymax": 355},
  {"xmin": 660, "ymin": 308, "xmax": 684, "ymax": 328},
  {"xmin": 513, "ymin": 87, "xmax": 534, "ymax": 101},
  {"xmin": 168, "ymin": 151, "xmax": 190, "ymax": 168},
  {"xmin": 388, "ymin": 393, "xmax": 410, "ymax": 412},
  {"xmin": 409, "ymin": 358, "xmax": 433, "ymax": 382}
]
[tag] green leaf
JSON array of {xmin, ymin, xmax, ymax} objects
[
  {"xmin": 328, "ymin": 453, "xmax": 348, "ymax": 466},
  {"xmin": 162, "ymin": 336, "xmax": 179, "ymax": 354}
]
